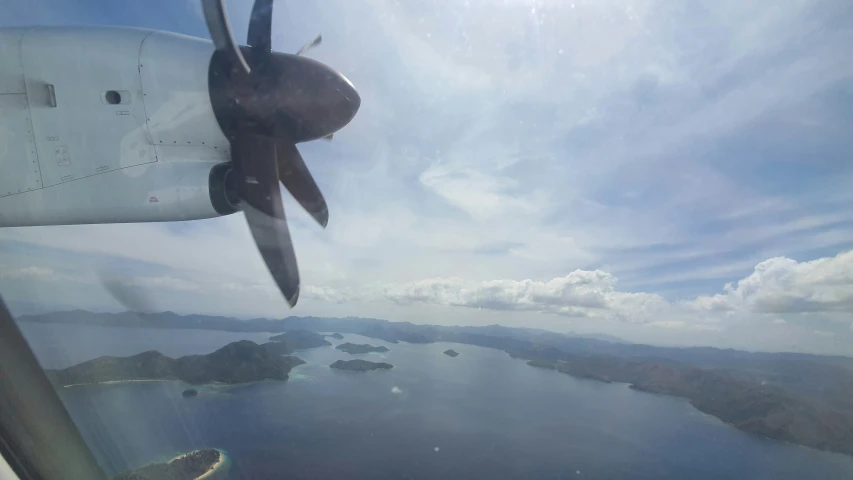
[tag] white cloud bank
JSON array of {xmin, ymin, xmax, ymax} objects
[
  {"xmin": 297, "ymin": 249, "xmax": 853, "ymax": 328},
  {"xmin": 689, "ymin": 250, "xmax": 853, "ymax": 314}
]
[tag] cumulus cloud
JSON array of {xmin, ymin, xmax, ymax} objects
[
  {"xmin": 375, "ymin": 270, "xmax": 666, "ymax": 322},
  {"xmin": 296, "ymin": 249, "xmax": 853, "ymax": 329},
  {"xmin": 690, "ymin": 250, "xmax": 853, "ymax": 314}
]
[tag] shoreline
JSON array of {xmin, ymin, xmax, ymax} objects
[
  {"xmin": 62, "ymin": 379, "xmax": 174, "ymax": 388},
  {"xmin": 195, "ymin": 449, "xmax": 226, "ymax": 480},
  {"xmin": 167, "ymin": 448, "xmax": 228, "ymax": 480}
]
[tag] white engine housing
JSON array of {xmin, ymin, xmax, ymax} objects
[{"xmin": 0, "ymin": 26, "xmax": 238, "ymax": 226}]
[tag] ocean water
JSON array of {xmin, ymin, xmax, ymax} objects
[{"xmin": 18, "ymin": 323, "xmax": 853, "ymax": 479}]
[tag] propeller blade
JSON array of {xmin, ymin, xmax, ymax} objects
[
  {"xmin": 296, "ymin": 34, "xmax": 322, "ymax": 56},
  {"xmin": 232, "ymin": 133, "xmax": 300, "ymax": 307},
  {"xmin": 277, "ymin": 140, "xmax": 329, "ymax": 228},
  {"xmin": 247, "ymin": 0, "xmax": 273, "ymax": 51},
  {"xmin": 201, "ymin": 0, "xmax": 251, "ymax": 74}
]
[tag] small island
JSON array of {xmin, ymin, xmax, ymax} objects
[
  {"xmin": 267, "ymin": 330, "xmax": 331, "ymax": 352},
  {"xmin": 46, "ymin": 341, "xmax": 305, "ymax": 387},
  {"xmin": 182, "ymin": 389, "xmax": 198, "ymax": 398},
  {"xmin": 113, "ymin": 448, "xmax": 226, "ymax": 480},
  {"xmin": 443, "ymin": 349, "xmax": 459, "ymax": 357},
  {"xmin": 327, "ymin": 332, "xmax": 344, "ymax": 340},
  {"xmin": 335, "ymin": 342, "xmax": 390, "ymax": 354},
  {"xmin": 330, "ymin": 359, "xmax": 393, "ymax": 372}
]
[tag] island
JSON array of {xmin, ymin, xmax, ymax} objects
[
  {"xmin": 113, "ymin": 448, "xmax": 227, "ymax": 480},
  {"xmin": 327, "ymin": 332, "xmax": 344, "ymax": 340},
  {"xmin": 46, "ymin": 341, "xmax": 305, "ymax": 387},
  {"xmin": 443, "ymin": 349, "xmax": 459, "ymax": 357},
  {"xmin": 182, "ymin": 389, "xmax": 198, "ymax": 398},
  {"xmin": 330, "ymin": 359, "xmax": 393, "ymax": 372},
  {"xmin": 267, "ymin": 330, "xmax": 331, "ymax": 352},
  {"xmin": 335, "ymin": 342, "xmax": 389, "ymax": 354}
]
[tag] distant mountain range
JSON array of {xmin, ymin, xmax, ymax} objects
[
  {"xmin": 17, "ymin": 310, "xmax": 627, "ymax": 343},
  {"xmin": 21, "ymin": 310, "xmax": 853, "ymax": 457}
]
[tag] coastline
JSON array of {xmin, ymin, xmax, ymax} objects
[
  {"xmin": 63, "ymin": 379, "xmax": 174, "ymax": 388},
  {"xmin": 195, "ymin": 449, "xmax": 227, "ymax": 480},
  {"xmin": 167, "ymin": 448, "xmax": 229, "ymax": 480}
]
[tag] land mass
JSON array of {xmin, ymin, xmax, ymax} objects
[
  {"xmin": 330, "ymin": 359, "xmax": 393, "ymax": 372},
  {"xmin": 23, "ymin": 310, "xmax": 853, "ymax": 457},
  {"xmin": 526, "ymin": 358, "xmax": 853, "ymax": 455},
  {"xmin": 444, "ymin": 349, "xmax": 459, "ymax": 357},
  {"xmin": 267, "ymin": 330, "xmax": 331, "ymax": 352},
  {"xmin": 327, "ymin": 333, "xmax": 344, "ymax": 340},
  {"xmin": 113, "ymin": 448, "xmax": 223, "ymax": 480},
  {"xmin": 181, "ymin": 389, "xmax": 198, "ymax": 398},
  {"xmin": 335, "ymin": 342, "xmax": 389, "ymax": 354},
  {"xmin": 47, "ymin": 341, "xmax": 305, "ymax": 387}
]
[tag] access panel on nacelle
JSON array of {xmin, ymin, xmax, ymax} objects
[{"xmin": 20, "ymin": 27, "xmax": 157, "ymax": 188}]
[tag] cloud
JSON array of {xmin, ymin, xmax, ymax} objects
[
  {"xmin": 814, "ymin": 330, "xmax": 835, "ymax": 338},
  {"xmin": 690, "ymin": 250, "xmax": 853, "ymax": 314},
  {"xmin": 0, "ymin": 266, "xmax": 58, "ymax": 280},
  {"xmin": 358, "ymin": 269, "xmax": 668, "ymax": 322},
  {"xmin": 645, "ymin": 321, "xmax": 722, "ymax": 332},
  {"xmin": 295, "ymin": 248, "xmax": 853, "ymax": 329},
  {"xmin": 419, "ymin": 163, "xmax": 549, "ymax": 221},
  {"xmin": 107, "ymin": 275, "xmax": 201, "ymax": 292}
]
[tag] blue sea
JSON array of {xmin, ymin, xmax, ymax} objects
[{"xmin": 18, "ymin": 323, "xmax": 853, "ymax": 479}]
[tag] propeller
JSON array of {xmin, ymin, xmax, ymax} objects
[{"xmin": 201, "ymin": 0, "xmax": 360, "ymax": 307}]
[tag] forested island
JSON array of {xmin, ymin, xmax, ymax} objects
[
  {"xmin": 47, "ymin": 341, "xmax": 305, "ymax": 387},
  {"xmin": 331, "ymin": 359, "xmax": 394, "ymax": 372},
  {"xmin": 335, "ymin": 342, "xmax": 389, "ymax": 354},
  {"xmin": 444, "ymin": 349, "xmax": 459, "ymax": 357},
  {"xmin": 267, "ymin": 330, "xmax": 331, "ymax": 351}
]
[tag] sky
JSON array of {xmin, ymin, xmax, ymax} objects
[{"xmin": 2, "ymin": 0, "xmax": 853, "ymax": 355}]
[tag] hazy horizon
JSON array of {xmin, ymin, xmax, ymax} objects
[{"xmin": 17, "ymin": 306, "xmax": 853, "ymax": 358}]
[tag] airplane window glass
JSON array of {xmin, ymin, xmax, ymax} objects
[{"xmin": 2, "ymin": 1, "xmax": 853, "ymax": 479}]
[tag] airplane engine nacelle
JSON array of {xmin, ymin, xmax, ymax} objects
[
  {"xmin": 0, "ymin": 27, "xmax": 239, "ymax": 227},
  {"xmin": 0, "ymin": 161, "xmax": 239, "ymax": 227}
]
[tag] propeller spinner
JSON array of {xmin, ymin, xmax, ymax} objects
[{"xmin": 201, "ymin": 0, "xmax": 360, "ymax": 307}]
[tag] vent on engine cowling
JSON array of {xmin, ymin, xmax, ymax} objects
[{"xmin": 209, "ymin": 163, "xmax": 240, "ymax": 215}]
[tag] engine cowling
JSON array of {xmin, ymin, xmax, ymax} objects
[
  {"xmin": 0, "ymin": 27, "xmax": 240, "ymax": 227},
  {"xmin": 0, "ymin": 161, "xmax": 239, "ymax": 227}
]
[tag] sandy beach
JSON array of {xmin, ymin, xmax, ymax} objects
[
  {"xmin": 194, "ymin": 450, "xmax": 226, "ymax": 480},
  {"xmin": 166, "ymin": 449, "xmax": 227, "ymax": 480}
]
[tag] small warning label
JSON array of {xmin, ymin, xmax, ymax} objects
[{"xmin": 55, "ymin": 145, "xmax": 70, "ymax": 166}]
